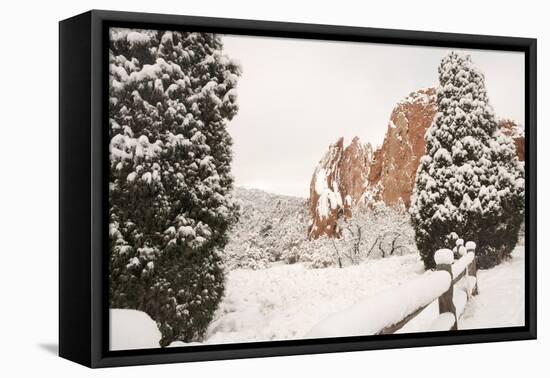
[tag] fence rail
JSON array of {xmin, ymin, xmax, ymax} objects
[{"xmin": 306, "ymin": 240, "xmax": 479, "ymax": 338}]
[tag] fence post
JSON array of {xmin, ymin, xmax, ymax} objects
[
  {"xmin": 434, "ymin": 249, "xmax": 457, "ymax": 330},
  {"xmin": 466, "ymin": 241, "xmax": 479, "ymax": 296}
]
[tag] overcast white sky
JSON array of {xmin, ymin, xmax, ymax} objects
[{"xmin": 222, "ymin": 35, "xmax": 525, "ymax": 198}]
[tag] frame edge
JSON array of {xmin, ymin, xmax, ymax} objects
[{"xmin": 59, "ymin": 11, "xmax": 94, "ymax": 368}]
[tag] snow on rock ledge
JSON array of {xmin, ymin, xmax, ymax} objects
[
  {"xmin": 308, "ymin": 137, "xmax": 372, "ymax": 239},
  {"xmin": 109, "ymin": 309, "xmax": 161, "ymax": 350}
]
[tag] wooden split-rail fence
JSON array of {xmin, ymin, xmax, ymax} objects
[
  {"xmin": 380, "ymin": 240, "xmax": 479, "ymax": 334},
  {"xmin": 306, "ymin": 239, "xmax": 479, "ymax": 338}
]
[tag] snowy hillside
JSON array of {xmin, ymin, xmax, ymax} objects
[{"xmin": 222, "ymin": 187, "xmax": 309, "ymax": 269}]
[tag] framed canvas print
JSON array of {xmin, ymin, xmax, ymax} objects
[{"xmin": 59, "ymin": 10, "xmax": 537, "ymax": 368}]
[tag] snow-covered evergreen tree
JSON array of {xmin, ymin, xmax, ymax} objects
[
  {"xmin": 410, "ymin": 52, "xmax": 524, "ymax": 269},
  {"xmin": 108, "ymin": 29, "xmax": 241, "ymax": 346}
]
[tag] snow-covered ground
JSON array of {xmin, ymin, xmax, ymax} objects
[
  {"xmin": 398, "ymin": 245, "xmax": 525, "ymax": 333},
  {"xmin": 109, "ymin": 245, "xmax": 524, "ymax": 348},
  {"xmin": 207, "ymin": 245, "xmax": 525, "ymax": 343},
  {"xmin": 460, "ymin": 246, "xmax": 525, "ymax": 329},
  {"xmin": 109, "ymin": 309, "xmax": 162, "ymax": 350},
  {"xmin": 205, "ymin": 253, "xmax": 426, "ymax": 344}
]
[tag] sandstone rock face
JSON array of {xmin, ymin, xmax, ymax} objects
[
  {"xmin": 308, "ymin": 88, "xmax": 525, "ymax": 239},
  {"xmin": 308, "ymin": 137, "xmax": 372, "ymax": 239},
  {"xmin": 499, "ymin": 119, "xmax": 525, "ymax": 161},
  {"xmin": 367, "ymin": 88, "xmax": 437, "ymax": 207}
]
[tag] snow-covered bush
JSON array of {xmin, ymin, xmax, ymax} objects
[
  {"xmin": 224, "ymin": 243, "xmax": 271, "ymax": 270},
  {"xmin": 281, "ymin": 246, "xmax": 301, "ymax": 264},
  {"xmin": 108, "ymin": 29, "xmax": 241, "ymax": 346},
  {"xmin": 299, "ymin": 237, "xmax": 339, "ymax": 268},
  {"xmin": 329, "ymin": 201, "xmax": 415, "ymax": 266},
  {"xmin": 410, "ymin": 52, "xmax": 524, "ymax": 269}
]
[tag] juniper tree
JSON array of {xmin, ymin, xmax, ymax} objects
[
  {"xmin": 108, "ymin": 29, "xmax": 241, "ymax": 346},
  {"xmin": 410, "ymin": 52, "xmax": 524, "ymax": 269}
]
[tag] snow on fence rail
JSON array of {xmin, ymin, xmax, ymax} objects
[{"xmin": 306, "ymin": 240, "xmax": 479, "ymax": 338}]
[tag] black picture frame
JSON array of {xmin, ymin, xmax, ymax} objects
[{"xmin": 59, "ymin": 9, "xmax": 537, "ymax": 368}]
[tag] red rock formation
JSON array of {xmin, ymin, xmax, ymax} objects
[
  {"xmin": 367, "ymin": 88, "xmax": 437, "ymax": 207},
  {"xmin": 308, "ymin": 137, "xmax": 372, "ymax": 239},
  {"xmin": 308, "ymin": 88, "xmax": 525, "ymax": 239},
  {"xmin": 340, "ymin": 137, "xmax": 374, "ymax": 215},
  {"xmin": 499, "ymin": 119, "xmax": 525, "ymax": 161}
]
